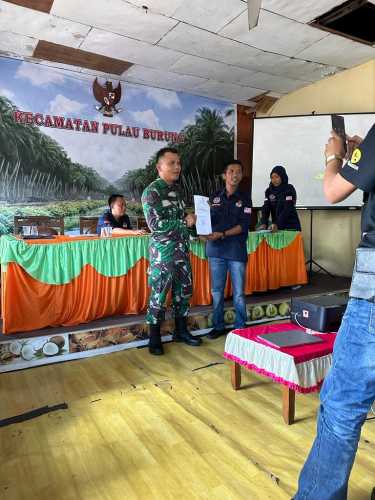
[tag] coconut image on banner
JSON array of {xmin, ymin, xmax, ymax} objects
[
  {"xmin": 0, "ymin": 57, "xmax": 234, "ymax": 235},
  {"xmin": 0, "ymin": 334, "xmax": 69, "ymax": 369}
]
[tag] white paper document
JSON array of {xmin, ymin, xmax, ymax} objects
[{"xmin": 194, "ymin": 195, "xmax": 212, "ymax": 235}]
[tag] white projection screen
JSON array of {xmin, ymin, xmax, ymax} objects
[{"xmin": 252, "ymin": 113, "xmax": 375, "ymax": 207}]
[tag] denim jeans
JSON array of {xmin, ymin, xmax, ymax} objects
[
  {"xmin": 295, "ymin": 298, "xmax": 375, "ymax": 499},
  {"xmin": 208, "ymin": 257, "xmax": 247, "ymax": 330}
]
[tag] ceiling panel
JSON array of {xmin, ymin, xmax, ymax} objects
[
  {"xmin": 123, "ymin": 65, "xmax": 207, "ymax": 92},
  {"xmin": 0, "ymin": 2, "xmax": 90, "ymax": 47},
  {"xmin": 188, "ymin": 90, "xmax": 233, "ymax": 102},
  {"xmin": 193, "ymin": 80, "xmax": 264, "ymax": 101},
  {"xmin": 219, "ymin": 9, "xmax": 328, "ymax": 57},
  {"xmin": 0, "ymin": 0, "xmax": 373, "ymax": 104},
  {"xmin": 171, "ymin": 0, "xmax": 247, "ymax": 33},
  {"xmin": 33, "ymin": 40, "xmax": 133, "ymax": 75},
  {"xmin": 240, "ymin": 50, "xmax": 341, "ymax": 81},
  {"xmin": 51, "ymin": 0, "xmax": 178, "ymax": 44},
  {"xmin": 169, "ymin": 53, "xmax": 314, "ymax": 94},
  {"xmin": 261, "ymin": 0, "xmax": 346, "ymax": 23},
  {"xmin": 81, "ymin": 29, "xmax": 183, "ymax": 70},
  {"xmin": 0, "ymin": 31, "xmax": 37, "ymax": 57},
  {"xmin": 121, "ymin": 0, "xmax": 184, "ymax": 17},
  {"xmin": 296, "ymin": 34, "xmax": 375, "ymax": 68},
  {"xmin": 158, "ymin": 22, "xmax": 263, "ymax": 70},
  {"xmin": 241, "ymin": 71, "xmax": 309, "ymax": 93},
  {"xmin": 264, "ymin": 58, "xmax": 341, "ymax": 82},
  {"xmin": 170, "ymin": 55, "xmax": 259, "ymax": 85}
]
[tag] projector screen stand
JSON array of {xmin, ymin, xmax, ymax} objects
[{"xmin": 304, "ymin": 208, "xmax": 335, "ymax": 281}]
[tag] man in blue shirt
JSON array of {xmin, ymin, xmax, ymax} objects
[
  {"xmin": 97, "ymin": 194, "xmax": 141, "ymax": 235},
  {"xmin": 204, "ymin": 160, "xmax": 252, "ymax": 339}
]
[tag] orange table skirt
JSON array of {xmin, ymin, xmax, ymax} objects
[{"xmin": 2, "ymin": 235, "xmax": 307, "ymax": 334}]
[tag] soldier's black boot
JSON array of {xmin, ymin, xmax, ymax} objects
[
  {"xmin": 173, "ymin": 317, "xmax": 202, "ymax": 346},
  {"xmin": 148, "ymin": 324, "xmax": 164, "ymax": 355}
]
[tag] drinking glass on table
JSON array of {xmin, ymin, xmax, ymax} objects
[
  {"xmin": 21, "ymin": 226, "xmax": 31, "ymax": 236},
  {"xmin": 100, "ymin": 225, "xmax": 112, "ymax": 238}
]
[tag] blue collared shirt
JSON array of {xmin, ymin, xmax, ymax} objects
[{"xmin": 206, "ymin": 188, "xmax": 252, "ymax": 262}]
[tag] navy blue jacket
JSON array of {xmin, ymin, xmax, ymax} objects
[
  {"xmin": 206, "ymin": 188, "xmax": 252, "ymax": 262},
  {"xmin": 96, "ymin": 210, "xmax": 132, "ymax": 234},
  {"xmin": 260, "ymin": 184, "xmax": 301, "ymax": 231}
]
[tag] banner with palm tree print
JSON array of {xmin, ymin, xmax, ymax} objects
[{"xmin": 0, "ymin": 57, "xmax": 234, "ymax": 234}]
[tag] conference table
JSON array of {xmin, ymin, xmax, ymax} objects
[{"xmin": 0, "ymin": 231, "xmax": 307, "ymax": 334}]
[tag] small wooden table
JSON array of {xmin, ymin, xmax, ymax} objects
[{"xmin": 224, "ymin": 323, "xmax": 336, "ymax": 425}]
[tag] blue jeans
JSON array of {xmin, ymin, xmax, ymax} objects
[
  {"xmin": 209, "ymin": 257, "xmax": 247, "ymax": 330},
  {"xmin": 295, "ymin": 298, "xmax": 375, "ymax": 499}
]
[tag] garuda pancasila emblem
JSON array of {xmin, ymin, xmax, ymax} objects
[{"xmin": 93, "ymin": 78, "xmax": 122, "ymax": 117}]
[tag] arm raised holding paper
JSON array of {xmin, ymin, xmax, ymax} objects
[
  {"xmin": 141, "ymin": 147, "xmax": 202, "ymax": 356},
  {"xmin": 203, "ymin": 160, "xmax": 252, "ymax": 339}
]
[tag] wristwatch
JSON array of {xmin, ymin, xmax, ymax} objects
[
  {"xmin": 221, "ymin": 231, "xmax": 226, "ymax": 239},
  {"xmin": 325, "ymin": 154, "xmax": 343, "ymax": 165}
]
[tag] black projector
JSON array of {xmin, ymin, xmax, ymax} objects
[{"xmin": 291, "ymin": 294, "xmax": 348, "ymax": 332}]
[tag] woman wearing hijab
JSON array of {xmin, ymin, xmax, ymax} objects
[{"xmin": 259, "ymin": 165, "xmax": 301, "ymax": 232}]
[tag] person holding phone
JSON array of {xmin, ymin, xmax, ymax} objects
[
  {"xmin": 294, "ymin": 126, "xmax": 373, "ymax": 499},
  {"xmin": 331, "ymin": 114, "xmax": 347, "ymax": 155},
  {"xmin": 258, "ymin": 165, "xmax": 301, "ymax": 232}
]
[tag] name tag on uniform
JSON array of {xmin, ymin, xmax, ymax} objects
[
  {"xmin": 347, "ymin": 161, "xmax": 359, "ymax": 171},
  {"xmin": 286, "ymin": 196, "xmax": 293, "ymax": 201},
  {"xmin": 244, "ymin": 207, "xmax": 252, "ymax": 214}
]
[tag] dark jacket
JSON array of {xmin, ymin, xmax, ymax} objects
[
  {"xmin": 260, "ymin": 166, "xmax": 301, "ymax": 231},
  {"xmin": 206, "ymin": 188, "xmax": 252, "ymax": 262},
  {"xmin": 96, "ymin": 210, "xmax": 132, "ymax": 234}
]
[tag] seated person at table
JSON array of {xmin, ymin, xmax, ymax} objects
[
  {"xmin": 97, "ymin": 194, "xmax": 143, "ymax": 235},
  {"xmin": 204, "ymin": 160, "xmax": 252, "ymax": 339},
  {"xmin": 259, "ymin": 165, "xmax": 301, "ymax": 232}
]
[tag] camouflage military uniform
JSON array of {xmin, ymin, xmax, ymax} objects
[{"xmin": 142, "ymin": 178, "xmax": 192, "ymax": 325}]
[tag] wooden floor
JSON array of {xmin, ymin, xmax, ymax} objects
[{"xmin": 1, "ymin": 335, "xmax": 374, "ymax": 499}]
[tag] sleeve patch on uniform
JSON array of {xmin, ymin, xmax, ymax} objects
[
  {"xmin": 286, "ymin": 196, "xmax": 293, "ymax": 201},
  {"xmin": 244, "ymin": 207, "xmax": 252, "ymax": 214},
  {"xmin": 351, "ymin": 148, "xmax": 362, "ymax": 164}
]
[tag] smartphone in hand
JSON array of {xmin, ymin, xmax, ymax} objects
[{"xmin": 331, "ymin": 114, "xmax": 347, "ymax": 154}]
